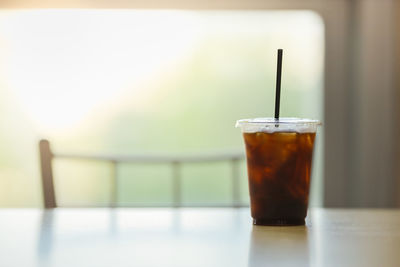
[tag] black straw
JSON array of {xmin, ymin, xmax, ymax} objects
[{"xmin": 274, "ymin": 49, "xmax": 283, "ymax": 120}]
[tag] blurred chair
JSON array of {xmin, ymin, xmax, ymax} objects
[{"xmin": 39, "ymin": 139, "xmax": 245, "ymax": 208}]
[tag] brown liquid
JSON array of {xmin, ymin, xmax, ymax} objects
[{"xmin": 243, "ymin": 131, "xmax": 316, "ymax": 226}]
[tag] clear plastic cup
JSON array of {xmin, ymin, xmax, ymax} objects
[{"xmin": 236, "ymin": 118, "xmax": 321, "ymax": 226}]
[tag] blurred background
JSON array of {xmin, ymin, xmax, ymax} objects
[{"xmin": 0, "ymin": 0, "xmax": 398, "ymax": 208}]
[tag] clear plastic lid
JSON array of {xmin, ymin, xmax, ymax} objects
[{"xmin": 235, "ymin": 117, "xmax": 321, "ymax": 133}]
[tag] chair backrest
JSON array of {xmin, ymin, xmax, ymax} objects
[{"xmin": 39, "ymin": 139, "xmax": 246, "ymax": 208}]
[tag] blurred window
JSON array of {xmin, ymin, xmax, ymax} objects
[{"xmin": 0, "ymin": 10, "xmax": 324, "ymax": 207}]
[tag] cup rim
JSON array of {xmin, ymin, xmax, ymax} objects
[{"xmin": 236, "ymin": 117, "xmax": 321, "ymax": 127}]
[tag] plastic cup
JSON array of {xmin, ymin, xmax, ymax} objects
[{"xmin": 236, "ymin": 118, "xmax": 321, "ymax": 226}]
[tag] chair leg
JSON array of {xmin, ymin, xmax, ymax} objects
[{"xmin": 39, "ymin": 139, "xmax": 57, "ymax": 208}]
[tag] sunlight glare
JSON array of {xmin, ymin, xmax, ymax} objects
[{"xmin": 0, "ymin": 10, "xmax": 201, "ymax": 133}]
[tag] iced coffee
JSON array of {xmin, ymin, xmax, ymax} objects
[{"xmin": 236, "ymin": 118, "xmax": 320, "ymax": 226}]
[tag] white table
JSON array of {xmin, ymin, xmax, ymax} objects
[{"xmin": 0, "ymin": 208, "xmax": 399, "ymax": 267}]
